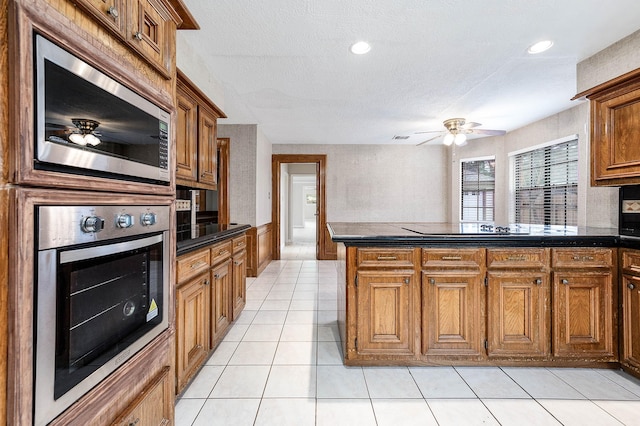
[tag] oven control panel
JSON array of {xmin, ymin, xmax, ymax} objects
[{"xmin": 38, "ymin": 204, "xmax": 170, "ymax": 250}]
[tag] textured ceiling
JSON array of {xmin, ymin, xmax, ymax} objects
[{"xmin": 178, "ymin": 0, "xmax": 640, "ymax": 145}]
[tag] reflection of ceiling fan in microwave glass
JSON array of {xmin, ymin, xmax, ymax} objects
[{"xmin": 68, "ymin": 118, "xmax": 102, "ymax": 146}]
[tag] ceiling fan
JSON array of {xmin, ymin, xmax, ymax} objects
[{"xmin": 415, "ymin": 118, "xmax": 506, "ymax": 146}]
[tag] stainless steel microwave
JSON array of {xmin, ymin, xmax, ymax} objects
[{"xmin": 34, "ymin": 34, "xmax": 170, "ymax": 184}]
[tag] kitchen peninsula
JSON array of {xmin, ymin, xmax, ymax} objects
[{"xmin": 327, "ymin": 222, "xmax": 640, "ymax": 377}]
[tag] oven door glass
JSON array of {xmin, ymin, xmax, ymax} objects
[{"xmin": 49, "ymin": 234, "xmax": 164, "ymax": 399}]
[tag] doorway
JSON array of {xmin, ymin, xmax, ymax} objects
[{"xmin": 272, "ymin": 154, "xmax": 335, "ymax": 260}]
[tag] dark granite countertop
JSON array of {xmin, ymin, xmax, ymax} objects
[
  {"xmin": 177, "ymin": 223, "xmax": 251, "ymax": 255},
  {"xmin": 327, "ymin": 222, "xmax": 620, "ymax": 247}
]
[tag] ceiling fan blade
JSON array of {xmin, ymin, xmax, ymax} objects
[
  {"xmin": 416, "ymin": 133, "xmax": 444, "ymax": 146},
  {"xmin": 461, "ymin": 121, "xmax": 481, "ymax": 129},
  {"xmin": 414, "ymin": 130, "xmax": 443, "ymax": 134},
  {"xmin": 470, "ymin": 129, "xmax": 506, "ymax": 136}
]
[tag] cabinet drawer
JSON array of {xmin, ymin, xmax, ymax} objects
[
  {"xmin": 422, "ymin": 248, "xmax": 484, "ymax": 269},
  {"xmin": 211, "ymin": 240, "xmax": 233, "ymax": 265},
  {"xmin": 232, "ymin": 235, "xmax": 247, "ymax": 254},
  {"xmin": 177, "ymin": 248, "xmax": 210, "ymax": 284},
  {"xmin": 356, "ymin": 248, "xmax": 415, "ymax": 268},
  {"xmin": 552, "ymin": 248, "xmax": 613, "ymax": 268},
  {"xmin": 622, "ymin": 249, "xmax": 640, "ymax": 273},
  {"xmin": 487, "ymin": 248, "xmax": 549, "ymax": 269}
]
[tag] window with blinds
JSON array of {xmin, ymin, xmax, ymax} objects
[
  {"xmin": 512, "ymin": 139, "xmax": 578, "ymax": 225},
  {"xmin": 461, "ymin": 158, "xmax": 495, "ymax": 222}
]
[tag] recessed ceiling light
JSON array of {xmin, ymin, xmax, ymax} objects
[
  {"xmin": 527, "ymin": 40, "xmax": 554, "ymax": 54},
  {"xmin": 350, "ymin": 41, "xmax": 371, "ymax": 55}
]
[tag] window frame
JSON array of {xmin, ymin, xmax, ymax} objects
[{"xmin": 460, "ymin": 155, "xmax": 496, "ymax": 223}]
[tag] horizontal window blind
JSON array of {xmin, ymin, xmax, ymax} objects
[
  {"xmin": 461, "ymin": 159, "xmax": 495, "ymax": 222},
  {"xmin": 513, "ymin": 139, "xmax": 578, "ymax": 225}
]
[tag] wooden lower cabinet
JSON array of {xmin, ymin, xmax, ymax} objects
[
  {"xmin": 175, "ymin": 272, "xmax": 210, "ymax": 392},
  {"xmin": 211, "ymin": 259, "xmax": 232, "ymax": 345},
  {"xmin": 622, "ymin": 274, "xmax": 640, "ymax": 370},
  {"xmin": 232, "ymin": 248, "xmax": 248, "ymax": 320},
  {"xmin": 422, "ymin": 272, "xmax": 484, "ymax": 357},
  {"xmin": 552, "ymin": 272, "xmax": 615, "ymax": 358},
  {"xmin": 487, "ymin": 271, "xmax": 549, "ymax": 357},
  {"xmin": 112, "ymin": 366, "xmax": 173, "ymax": 426},
  {"xmin": 355, "ymin": 269, "xmax": 416, "ymax": 356}
]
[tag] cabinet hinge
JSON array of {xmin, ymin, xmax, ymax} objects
[
  {"xmin": 484, "ymin": 340, "xmax": 488, "ymax": 350},
  {"xmin": 484, "ymin": 276, "xmax": 488, "ymax": 287}
]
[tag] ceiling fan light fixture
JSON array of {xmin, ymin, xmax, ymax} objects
[
  {"xmin": 350, "ymin": 41, "xmax": 371, "ymax": 55},
  {"xmin": 527, "ymin": 40, "xmax": 554, "ymax": 54},
  {"xmin": 68, "ymin": 133, "xmax": 87, "ymax": 145},
  {"xmin": 84, "ymin": 134, "xmax": 101, "ymax": 146},
  {"xmin": 443, "ymin": 133, "xmax": 455, "ymax": 146},
  {"xmin": 454, "ymin": 133, "xmax": 467, "ymax": 145}
]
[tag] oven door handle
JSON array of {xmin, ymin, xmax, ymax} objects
[{"xmin": 59, "ymin": 233, "xmax": 164, "ymax": 264}]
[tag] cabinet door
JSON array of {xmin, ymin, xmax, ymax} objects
[
  {"xmin": 113, "ymin": 366, "xmax": 173, "ymax": 426},
  {"xmin": 232, "ymin": 249, "xmax": 247, "ymax": 320},
  {"xmin": 487, "ymin": 272, "xmax": 548, "ymax": 357},
  {"xmin": 623, "ymin": 274, "xmax": 640, "ymax": 368},
  {"xmin": 198, "ymin": 105, "xmax": 219, "ymax": 188},
  {"xmin": 356, "ymin": 270, "xmax": 415, "ymax": 356},
  {"xmin": 422, "ymin": 272, "xmax": 484, "ymax": 357},
  {"xmin": 128, "ymin": 0, "xmax": 172, "ymax": 78},
  {"xmin": 176, "ymin": 84, "xmax": 199, "ymax": 182},
  {"xmin": 553, "ymin": 272, "xmax": 614, "ymax": 358},
  {"xmin": 211, "ymin": 259, "xmax": 232, "ymax": 345},
  {"xmin": 74, "ymin": 0, "xmax": 126, "ymax": 35},
  {"xmin": 175, "ymin": 274, "xmax": 210, "ymax": 393}
]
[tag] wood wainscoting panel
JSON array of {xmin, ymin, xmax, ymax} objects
[{"xmin": 246, "ymin": 223, "xmax": 273, "ymax": 277}]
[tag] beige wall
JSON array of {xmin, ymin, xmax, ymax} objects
[{"xmin": 272, "ymin": 144, "xmax": 449, "ymax": 222}]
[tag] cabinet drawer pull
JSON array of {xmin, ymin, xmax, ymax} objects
[
  {"xmin": 441, "ymin": 256, "xmax": 462, "ymax": 260},
  {"xmin": 218, "ymin": 249, "xmax": 229, "ymax": 256},
  {"xmin": 404, "ymin": 278, "xmax": 410, "ymax": 285},
  {"xmin": 561, "ymin": 279, "xmax": 569, "ymax": 285},
  {"xmin": 377, "ymin": 256, "xmax": 397, "ymax": 260},
  {"xmin": 534, "ymin": 278, "xmax": 542, "ymax": 285},
  {"xmin": 190, "ymin": 260, "xmax": 207, "ymax": 269},
  {"xmin": 234, "ymin": 261, "xmax": 240, "ymax": 265},
  {"xmin": 629, "ymin": 283, "xmax": 636, "ymax": 290},
  {"xmin": 429, "ymin": 278, "xmax": 435, "ymax": 285},
  {"xmin": 506, "ymin": 255, "xmax": 527, "ymax": 261},
  {"xmin": 572, "ymin": 255, "xmax": 595, "ymax": 261},
  {"xmin": 214, "ymin": 273, "xmax": 221, "ymax": 279}
]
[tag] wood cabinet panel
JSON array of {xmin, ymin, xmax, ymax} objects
[
  {"xmin": 232, "ymin": 249, "xmax": 247, "ymax": 320},
  {"xmin": 211, "ymin": 259, "xmax": 232, "ymax": 345},
  {"xmin": 357, "ymin": 248, "xmax": 415, "ymax": 268},
  {"xmin": 553, "ymin": 272, "xmax": 614, "ymax": 358},
  {"xmin": 112, "ymin": 366, "xmax": 172, "ymax": 426},
  {"xmin": 211, "ymin": 240, "xmax": 232, "ymax": 266},
  {"xmin": 232, "ymin": 235, "xmax": 247, "ymax": 254},
  {"xmin": 552, "ymin": 248, "xmax": 613, "ymax": 268},
  {"xmin": 487, "ymin": 272, "xmax": 548, "ymax": 357},
  {"xmin": 74, "ymin": 0, "xmax": 126, "ymax": 34},
  {"xmin": 487, "ymin": 248, "xmax": 549, "ymax": 269},
  {"xmin": 622, "ymin": 274, "xmax": 640, "ymax": 369},
  {"xmin": 422, "ymin": 272, "xmax": 484, "ymax": 357},
  {"xmin": 422, "ymin": 248, "xmax": 485, "ymax": 269},
  {"xmin": 176, "ymin": 83, "xmax": 199, "ymax": 182},
  {"xmin": 175, "ymin": 273, "xmax": 209, "ymax": 392},
  {"xmin": 198, "ymin": 105, "xmax": 218, "ymax": 187},
  {"xmin": 356, "ymin": 270, "xmax": 415, "ymax": 356},
  {"xmin": 622, "ymin": 250, "xmax": 640, "ymax": 273},
  {"xmin": 128, "ymin": 0, "xmax": 172, "ymax": 78},
  {"xmin": 176, "ymin": 247, "xmax": 209, "ymax": 284}
]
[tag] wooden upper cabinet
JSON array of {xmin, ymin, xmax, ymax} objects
[
  {"xmin": 128, "ymin": 0, "xmax": 173, "ymax": 78},
  {"xmin": 574, "ymin": 68, "xmax": 640, "ymax": 186},
  {"xmin": 198, "ymin": 105, "xmax": 219, "ymax": 187},
  {"xmin": 176, "ymin": 71, "xmax": 226, "ymax": 190},
  {"xmin": 75, "ymin": 0, "xmax": 126, "ymax": 34}
]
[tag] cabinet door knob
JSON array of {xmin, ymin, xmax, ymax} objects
[
  {"xmin": 429, "ymin": 278, "xmax": 435, "ymax": 285},
  {"xmin": 535, "ymin": 278, "xmax": 542, "ymax": 285},
  {"xmin": 133, "ymin": 31, "xmax": 143, "ymax": 41},
  {"xmin": 629, "ymin": 283, "xmax": 636, "ymax": 290},
  {"xmin": 203, "ymin": 279, "xmax": 210, "ymax": 286},
  {"xmin": 107, "ymin": 5, "xmax": 119, "ymax": 18},
  {"xmin": 561, "ymin": 279, "xmax": 569, "ymax": 285},
  {"xmin": 404, "ymin": 278, "xmax": 410, "ymax": 285}
]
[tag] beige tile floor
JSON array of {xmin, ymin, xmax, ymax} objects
[{"xmin": 175, "ymin": 253, "xmax": 640, "ymax": 426}]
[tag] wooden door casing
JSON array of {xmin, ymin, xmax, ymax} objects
[
  {"xmin": 487, "ymin": 271, "xmax": 549, "ymax": 358},
  {"xmin": 356, "ymin": 270, "xmax": 415, "ymax": 356},
  {"xmin": 553, "ymin": 272, "xmax": 614, "ymax": 358},
  {"xmin": 422, "ymin": 272, "xmax": 484, "ymax": 357}
]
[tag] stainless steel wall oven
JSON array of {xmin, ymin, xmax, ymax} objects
[{"xmin": 34, "ymin": 204, "xmax": 170, "ymax": 426}]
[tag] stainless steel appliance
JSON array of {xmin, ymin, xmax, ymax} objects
[
  {"xmin": 34, "ymin": 204, "xmax": 170, "ymax": 426},
  {"xmin": 35, "ymin": 34, "xmax": 170, "ymax": 184},
  {"xmin": 620, "ymin": 185, "xmax": 640, "ymax": 239}
]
